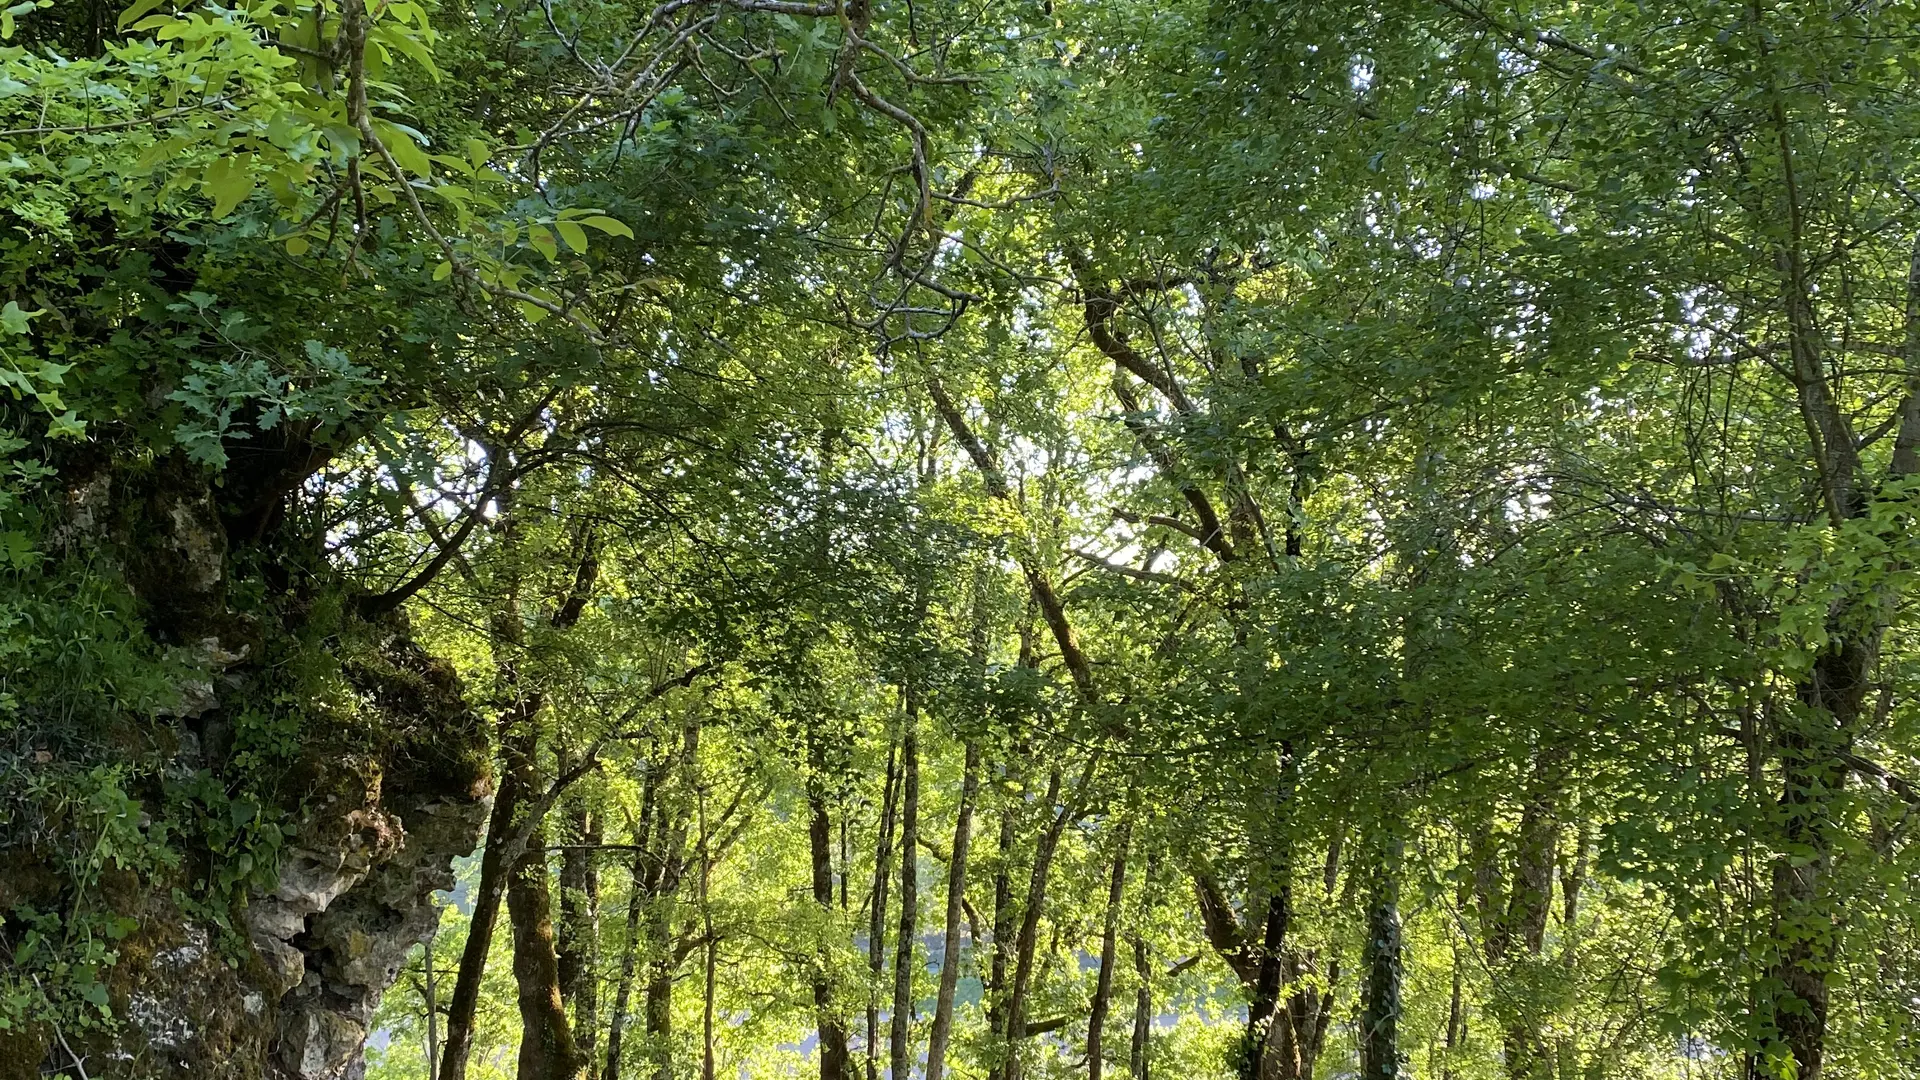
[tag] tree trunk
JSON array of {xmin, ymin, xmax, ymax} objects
[
  {"xmin": 425, "ymin": 912, "xmax": 442, "ymax": 1080},
  {"xmin": 1498, "ymin": 756, "xmax": 1561, "ymax": 1080},
  {"xmin": 986, "ymin": 764, "xmax": 1022, "ymax": 1080},
  {"xmin": 442, "ymin": 696, "xmax": 539, "ymax": 1080},
  {"xmin": 924, "ymin": 740, "xmax": 979, "ymax": 1080},
  {"xmin": 1243, "ymin": 886, "xmax": 1288, "ymax": 1080},
  {"xmin": 700, "ymin": 786, "xmax": 719, "ymax": 1080},
  {"xmin": 645, "ymin": 724, "xmax": 698, "ymax": 1080},
  {"xmin": 1087, "ymin": 818, "xmax": 1131, "ymax": 1080},
  {"xmin": 811, "ymin": 766, "xmax": 853, "ymax": 1080},
  {"xmin": 605, "ymin": 761, "xmax": 665, "ymax": 1080},
  {"xmin": 643, "ymin": 921, "xmax": 673, "ymax": 1080},
  {"xmin": 507, "ymin": 728, "xmax": 589, "ymax": 1080},
  {"xmin": 1004, "ymin": 766, "xmax": 1073, "ymax": 1080},
  {"xmin": 1243, "ymin": 751, "xmax": 1296, "ymax": 1080},
  {"xmin": 1766, "ymin": 641, "xmax": 1868, "ymax": 1080},
  {"xmin": 560, "ymin": 802, "xmax": 602, "ymax": 1062},
  {"xmin": 890, "ymin": 698, "xmax": 921, "ymax": 1080},
  {"xmin": 1129, "ymin": 932, "xmax": 1151, "ymax": 1080},
  {"xmin": 1441, "ymin": 947, "xmax": 1464, "ymax": 1080},
  {"xmin": 1358, "ymin": 833, "xmax": 1403, "ymax": 1080},
  {"xmin": 867, "ymin": 745, "xmax": 899, "ymax": 1080},
  {"xmin": 604, "ymin": 846, "xmax": 650, "ymax": 1080}
]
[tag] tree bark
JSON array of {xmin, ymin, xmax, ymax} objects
[
  {"xmin": 1358, "ymin": 832, "xmax": 1403, "ymax": 1080},
  {"xmin": 1766, "ymin": 641, "xmax": 1867, "ymax": 1080},
  {"xmin": 604, "ymin": 754, "xmax": 666, "ymax": 1080},
  {"xmin": 867, "ymin": 745, "xmax": 899, "ymax": 1080},
  {"xmin": 644, "ymin": 723, "xmax": 698, "ymax": 1080},
  {"xmin": 604, "ymin": 847, "xmax": 649, "ymax": 1080},
  {"xmin": 441, "ymin": 759, "xmax": 519, "ymax": 1080},
  {"xmin": 890, "ymin": 697, "xmax": 921, "ymax": 1080},
  {"xmin": 986, "ymin": 767, "xmax": 1022, "ymax": 1080},
  {"xmin": 506, "ymin": 726, "xmax": 590, "ymax": 1080},
  {"xmin": 1004, "ymin": 765, "xmax": 1078, "ymax": 1080},
  {"xmin": 560, "ymin": 802, "xmax": 602, "ymax": 1062},
  {"xmin": 1087, "ymin": 818, "xmax": 1131, "ymax": 1080},
  {"xmin": 643, "ymin": 915, "xmax": 673, "ymax": 1080},
  {"xmin": 1129, "ymin": 932, "xmax": 1151, "ymax": 1080},
  {"xmin": 811, "ymin": 756, "xmax": 853, "ymax": 1080},
  {"xmin": 924, "ymin": 740, "xmax": 979, "ymax": 1080},
  {"xmin": 443, "ymin": 671, "xmax": 546, "ymax": 1080},
  {"xmin": 700, "ymin": 785, "xmax": 719, "ymax": 1080},
  {"xmin": 1495, "ymin": 756, "xmax": 1561, "ymax": 1080},
  {"xmin": 425, "ymin": 912, "xmax": 442, "ymax": 1080}
]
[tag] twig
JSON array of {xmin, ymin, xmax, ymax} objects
[{"xmin": 29, "ymin": 975, "xmax": 91, "ymax": 1080}]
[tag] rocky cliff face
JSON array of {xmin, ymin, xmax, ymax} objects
[
  {"xmin": 75, "ymin": 750, "xmax": 486, "ymax": 1080},
  {"xmin": 4, "ymin": 454, "xmax": 490, "ymax": 1080}
]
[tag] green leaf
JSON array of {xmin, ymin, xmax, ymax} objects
[
  {"xmin": 555, "ymin": 219, "xmax": 589, "ymax": 254},
  {"xmin": 372, "ymin": 24, "xmax": 441, "ymax": 80},
  {"xmin": 0, "ymin": 301, "xmax": 40, "ymax": 335},
  {"xmin": 528, "ymin": 223, "xmax": 558, "ymax": 262},
  {"xmin": 202, "ymin": 153, "xmax": 256, "ymax": 218},
  {"xmin": 580, "ymin": 215, "xmax": 634, "ymax": 239},
  {"xmin": 117, "ymin": 0, "xmax": 167, "ymax": 29},
  {"xmin": 45, "ymin": 409, "xmax": 85, "ymax": 440},
  {"xmin": 373, "ymin": 120, "xmax": 432, "ymax": 178}
]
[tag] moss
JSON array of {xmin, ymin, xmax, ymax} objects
[{"xmin": 0, "ymin": 1023, "xmax": 51, "ymax": 1080}]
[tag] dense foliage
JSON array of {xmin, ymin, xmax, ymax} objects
[{"xmin": 3, "ymin": 2, "xmax": 1919, "ymax": 1080}]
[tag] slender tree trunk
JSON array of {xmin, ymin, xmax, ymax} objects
[
  {"xmin": 1499, "ymin": 757, "xmax": 1561, "ymax": 1080},
  {"xmin": 646, "ymin": 724, "xmax": 698, "ymax": 1080},
  {"xmin": 699, "ymin": 786, "xmax": 718, "ymax": 1080},
  {"xmin": 1243, "ymin": 887, "xmax": 1288, "ymax": 1080},
  {"xmin": 425, "ymin": 912, "xmax": 442, "ymax": 1080},
  {"xmin": 811, "ymin": 767, "xmax": 853, "ymax": 1080},
  {"xmin": 507, "ymin": 727, "xmax": 589, "ymax": 1080},
  {"xmin": 986, "ymin": 766, "xmax": 1022, "ymax": 1080},
  {"xmin": 890, "ymin": 696, "xmax": 921, "ymax": 1080},
  {"xmin": 605, "ymin": 762, "xmax": 664, "ymax": 1080},
  {"xmin": 1441, "ymin": 947, "xmax": 1464, "ymax": 1080},
  {"xmin": 867, "ymin": 746, "xmax": 899, "ymax": 1080},
  {"xmin": 442, "ymin": 700, "xmax": 535, "ymax": 1080},
  {"xmin": 925, "ymin": 740, "xmax": 979, "ymax": 1080},
  {"xmin": 1128, "ymin": 933, "xmax": 1150, "ymax": 1080},
  {"xmin": 604, "ymin": 847, "xmax": 650, "ymax": 1080},
  {"xmin": 1765, "ymin": 642, "xmax": 1866, "ymax": 1080},
  {"xmin": 560, "ymin": 802, "xmax": 602, "ymax": 1062},
  {"xmin": 446, "ymin": 470, "xmax": 602, "ymax": 1080},
  {"xmin": 1749, "ymin": 41, "xmax": 1883, "ymax": 1074},
  {"xmin": 1087, "ymin": 818, "xmax": 1132, "ymax": 1080},
  {"xmin": 1243, "ymin": 750, "xmax": 1296, "ymax": 1080},
  {"xmin": 1358, "ymin": 832, "xmax": 1403, "ymax": 1080},
  {"xmin": 1005, "ymin": 767, "xmax": 1073, "ymax": 1080},
  {"xmin": 1268, "ymin": 954, "xmax": 1335, "ymax": 1080},
  {"xmin": 643, "ymin": 918, "xmax": 673, "ymax": 1080}
]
